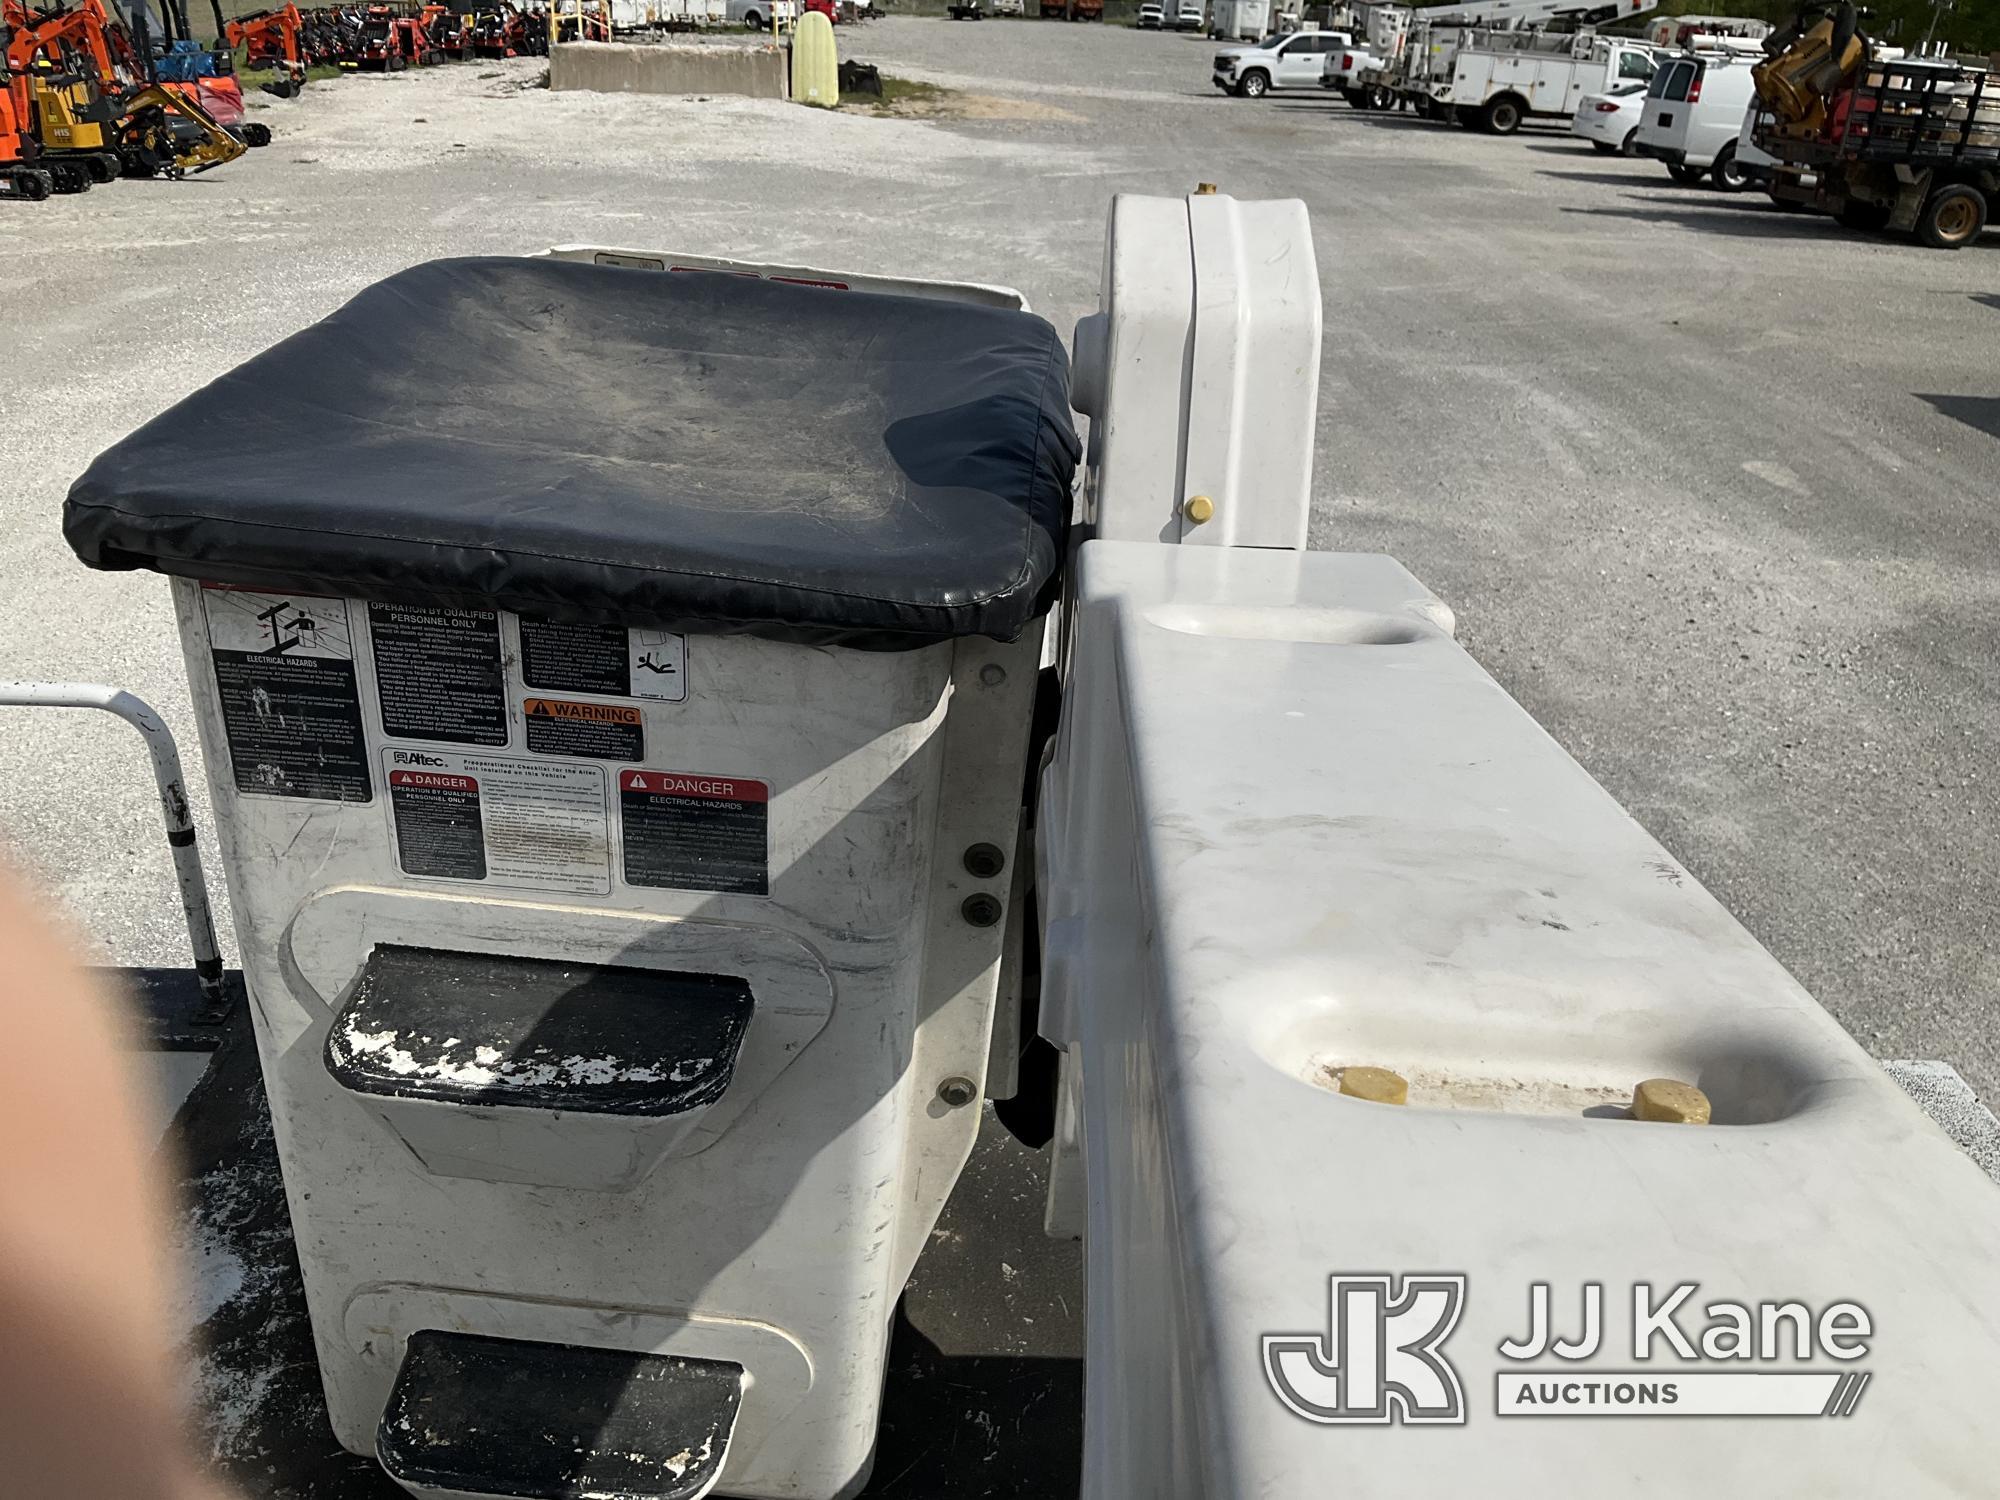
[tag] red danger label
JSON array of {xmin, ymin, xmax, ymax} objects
[
  {"xmin": 619, "ymin": 771, "xmax": 767, "ymax": 803},
  {"xmin": 391, "ymin": 770, "xmax": 478, "ymax": 793}
]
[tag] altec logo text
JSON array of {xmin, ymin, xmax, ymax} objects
[{"xmin": 1264, "ymin": 1276, "xmax": 1873, "ymax": 1424}]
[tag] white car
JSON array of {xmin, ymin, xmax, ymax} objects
[
  {"xmin": 1212, "ymin": 29, "xmax": 1347, "ymax": 98},
  {"xmin": 1137, "ymin": 1, "xmax": 1165, "ymax": 25},
  {"xmin": 1568, "ymin": 82, "xmax": 1649, "ymax": 154}
]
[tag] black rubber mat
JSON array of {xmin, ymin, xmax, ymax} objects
[{"xmin": 378, "ymin": 1331, "xmax": 740, "ymax": 1499}]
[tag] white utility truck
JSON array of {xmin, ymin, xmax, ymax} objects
[
  {"xmin": 1340, "ymin": 0, "xmax": 1659, "ymax": 115},
  {"xmin": 43, "ymin": 191, "xmax": 2000, "ymax": 1500},
  {"xmin": 1209, "ymin": 0, "xmax": 1270, "ymax": 38},
  {"xmin": 1434, "ymin": 26, "xmax": 1657, "ymax": 130}
]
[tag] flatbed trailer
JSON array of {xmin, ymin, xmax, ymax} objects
[{"xmin": 1757, "ymin": 55, "xmax": 1998, "ymax": 247}]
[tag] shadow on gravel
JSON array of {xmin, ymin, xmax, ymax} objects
[
  {"xmin": 1972, "ymin": 293, "xmax": 2000, "ymax": 312},
  {"xmin": 1539, "ymin": 167, "xmax": 1680, "ymax": 188},
  {"xmin": 1559, "ymin": 203, "xmax": 1838, "ymax": 239},
  {"xmin": 1334, "ymin": 112, "xmax": 1457, "ymax": 130},
  {"xmin": 1917, "ymin": 394, "xmax": 2000, "ymax": 441}
]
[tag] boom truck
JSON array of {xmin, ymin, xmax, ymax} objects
[
  {"xmin": 1751, "ymin": 2, "xmax": 1994, "ymax": 247},
  {"xmin": 41, "ymin": 189, "xmax": 2000, "ymax": 1500},
  {"xmin": 1329, "ymin": 0, "xmax": 1657, "ymax": 120}
]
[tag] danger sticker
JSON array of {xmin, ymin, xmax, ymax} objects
[
  {"xmin": 619, "ymin": 769, "xmax": 769, "ymax": 896},
  {"xmin": 523, "ymin": 697, "xmax": 644, "ymax": 761},
  {"xmin": 388, "ymin": 769, "xmax": 485, "ymax": 880},
  {"xmin": 383, "ymin": 749, "xmax": 610, "ymax": 895}
]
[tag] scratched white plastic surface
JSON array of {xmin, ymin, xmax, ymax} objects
[{"xmin": 1038, "ymin": 541, "xmax": 2000, "ymax": 1498}]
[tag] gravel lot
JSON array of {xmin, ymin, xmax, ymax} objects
[{"xmin": 2, "ymin": 18, "xmax": 1995, "ymax": 1092}]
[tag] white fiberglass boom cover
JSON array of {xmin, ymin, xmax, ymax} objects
[{"xmin": 1040, "ymin": 541, "xmax": 2000, "ymax": 1497}]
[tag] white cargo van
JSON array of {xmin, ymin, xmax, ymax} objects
[{"xmin": 1634, "ymin": 51, "xmax": 1761, "ymax": 188}]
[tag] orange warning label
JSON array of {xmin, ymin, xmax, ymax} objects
[
  {"xmin": 522, "ymin": 696, "xmax": 644, "ymax": 761},
  {"xmin": 523, "ymin": 698, "xmax": 642, "ymax": 726}
]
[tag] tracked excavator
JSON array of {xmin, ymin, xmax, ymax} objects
[
  {"xmin": 2, "ymin": 0, "xmax": 246, "ymax": 179},
  {"xmin": 1752, "ymin": 1, "xmax": 1996, "ymax": 246},
  {"xmin": 224, "ymin": 4, "xmax": 308, "ymax": 95},
  {"xmin": 0, "ymin": 45, "xmax": 57, "ymax": 198}
]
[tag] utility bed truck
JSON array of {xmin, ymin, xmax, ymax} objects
[
  {"xmin": 1339, "ymin": 0, "xmax": 1658, "ymax": 115},
  {"xmin": 1757, "ymin": 54, "xmax": 1997, "ymax": 246},
  {"xmin": 1433, "ymin": 28, "xmax": 1657, "ymax": 131}
]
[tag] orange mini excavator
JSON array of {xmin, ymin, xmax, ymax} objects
[
  {"xmin": 2, "ymin": 0, "xmax": 246, "ymax": 179},
  {"xmin": 224, "ymin": 3, "xmax": 307, "ymax": 95},
  {"xmin": 1, "ymin": 44, "xmax": 57, "ymax": 199}
]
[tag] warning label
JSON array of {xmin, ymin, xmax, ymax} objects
[
  {"xmin": 202, "ymin": 588, "xmax": 370, "ymax": 803},
  {"xmin": 383, "ymin": 749, "xmax": 609, "ymax": 895},
  {"xmin": 523, "ymin": 697, "xmax": 644, "ymax": 761},
  {"xmin": 368, "ymin": 602, "xmax": 507, "ymax": 747},
  {"xmin": 628, "ymin": 629, "xmax": 688, "ymax": 702},
  {"xmin": 388, "ymin": 770, "xmax": 485, "ymax": 880},
  {"xmin": 517, "ymin": 616, "xmax": 688, "ymax": 703},
  {"xmin": 618, "ymin": 770, "xmax": 769, "ymax": 896}
]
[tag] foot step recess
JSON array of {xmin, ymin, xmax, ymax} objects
[
  {"xmin": 325, "ymin": 945, "xmax": 753, "ymax": 1116},
  {"xmin": 378, "ymin": 1330, "xmax": 742, "ymax": 1500}
]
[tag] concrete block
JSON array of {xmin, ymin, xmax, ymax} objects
[{"xmin": 548, "ymin": 40, "xmax": 788, "ymax": 99}]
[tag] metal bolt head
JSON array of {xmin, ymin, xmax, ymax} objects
[
  {"xmin": 1184, "ymin": 494, "xmax": 1215, "ymax": 525},
  {"xmin": 1632, "ymin": 1078, "xmax": 1711, "ymax": 1125},
  {"xmin": 936, "ymin": 1076, "xmax": 978, "ymax": 1108},
  {"xmin": 963, "ymin": 842, "xmax": 1006, "ymax": 879},
  {"xmin": 961, "ymin": 892, "xmax": 1004, "ymax": 927},
  {"xmin": 1338, "ymin": 1066, "xmax": 1409, "ymax": 1106},
  {"xmin": 979, "ymin": 662, "xmax": 1007, "ymax": 686}
]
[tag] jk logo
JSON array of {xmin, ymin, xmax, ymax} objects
[{"xmin": 1263, "ymin": 1274, "xmax": 1468, "ymax": 1425}]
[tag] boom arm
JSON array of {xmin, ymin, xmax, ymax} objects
[
  {"xmin": 1397, "ymin": 0, "xmax": 1659, "ymax": 28},
  {"xmin": 4, "ymin": 0, "xmax": 121, "ymax": 82}
]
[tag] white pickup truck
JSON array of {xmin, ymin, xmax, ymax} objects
[
  {"xmin": 1436, "ymin": 31, "xmax": 1657, "ymax": 132},
  {"xmin": 726, "ymin": 0, "xmax": 796, "ymax": 25},
  {"xmin": 1212, "ymin": 29, "xmax": 1349, "ymax": 97},
  {"xmin": 1321, "ymin": 40, "xmax": 1392, "ymax": 107}
]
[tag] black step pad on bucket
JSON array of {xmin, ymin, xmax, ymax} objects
[
  {"xmin": 325, "ymin": 945, "xmax": 752, "ymax": 1115},
  {"xmin": 379, "ymin": 1330, "xmax": 742, "ymax": 1500}
]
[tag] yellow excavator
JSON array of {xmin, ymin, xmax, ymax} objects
[{"xmin": 3, "ymin": 0, "xmax": 245, "ymax": 181}]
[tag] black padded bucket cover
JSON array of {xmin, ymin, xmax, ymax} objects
[{"xmin": 63, "ymin": 258, "xmax": 1080, "ymax": 650}]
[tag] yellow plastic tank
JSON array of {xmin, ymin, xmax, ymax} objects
[{"xmin": 790, "ymin": 10, "xmax": 838, "ymax": 108}]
